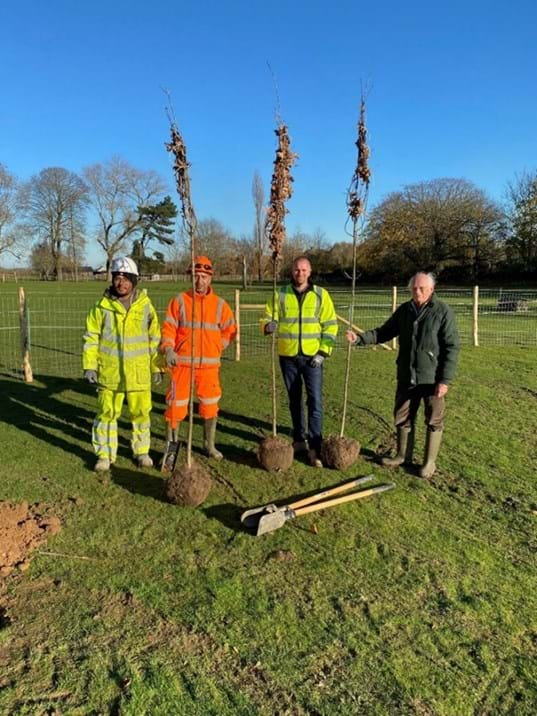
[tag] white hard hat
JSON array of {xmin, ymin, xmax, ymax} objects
[{"xmin": 111, "ymin": 256, "xmax": 139, "ymax": 276}]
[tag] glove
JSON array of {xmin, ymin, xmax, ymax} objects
[
  {"xmin": 84, "ymin": 369, "xmax": 98, "ymax": 384},
  {"xmin": 153, "ymin": 373, "xmax": 164, "ymax": 385},
  {"xmin": 264, "ymin": 321, "xmax": 277, "ymax": 335},
  {"xmin": 310, "ymin": 354, "xmax": 325, "ymax": 368},
  {"xmin": 165, "ymin": 347, "xmax": 179, "ymax": 367}
]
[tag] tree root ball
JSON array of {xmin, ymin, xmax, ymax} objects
[
  {"xmin": 257, "ymin": 436, "xmax": 294, "ymax": 472},
  {"xmin": 166, "ymin": 461, "xmax": 212, "ymax": 507},
  {"xmin": 321, "ymin": 436, "xmax": 361, "ymax": 470}
]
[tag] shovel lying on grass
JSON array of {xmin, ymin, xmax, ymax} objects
[{"xmin": 241, "ymin": 475, "xmax": 395, "ymax": 536}]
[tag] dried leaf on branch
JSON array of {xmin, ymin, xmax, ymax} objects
[
  {"xmin": 347, "ymin": 98, "xmax": 371, "ymax": 221},
  {"xmin": 265, "ymin": 124, "xmax": 299, "ymax": 261}
]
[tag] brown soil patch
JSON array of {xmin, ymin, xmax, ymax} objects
[
  {"xmin": 0, "ymin": 501, "xmax": 61, "ymax": 577},
  {"xmin": 321, "ymin": 436, "xmax": 361, "ymax": 470},
  {"xmin": 166, "ymin": 461, "xmax": 212, "ymax": 507},
  {"xmin": 257, "ymin": 436, "xmax": 294, "ymax": 472}
]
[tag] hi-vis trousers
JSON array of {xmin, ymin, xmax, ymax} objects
[
  {"xmin": 92, "ymin": 388, "xmax": 152, "ymax": 462},
  {"xmin": 165, "ymin": 366, "xmax": 221, "ymax": 429}
]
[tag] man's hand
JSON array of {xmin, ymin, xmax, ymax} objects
[
  {"xmin": 84, "ymin": 369, "xmax": 98, "ymax": 384},
  {"xmin": 153, "ymin": 373, "xmax": 164, "ymax": 385},
  {"xmin": 264, "ymin": 321, "xmax": 277, "ymax": 335},
  {"xmin": 435, "ymin": 383, "xmax": 449, "ymax": 398},
  {"xmin": 165, "ymin": 347, "xmax": 179, "ymax": 367},
  {"xmin": 310, "ymin": 354, "xmax": 325, "ymax": 368},
  {"xmin": 346, "ymin": 329, "xmax": 364, "ymax": 346}
]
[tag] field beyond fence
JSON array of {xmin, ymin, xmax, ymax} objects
[{"xmin": 1, "ymin": 282, "xmax": 537, "ymax": 379}]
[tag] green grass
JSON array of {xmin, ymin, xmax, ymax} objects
[{"xmin": 1, "ymin": 344, "xmax": 536, "ymax": 714}]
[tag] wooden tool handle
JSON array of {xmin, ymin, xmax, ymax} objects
[
  {"xmin": 289, "ymin": 475, "xmax": 374, "ymax": 510},
  {"xmin": 294, "ymin": 484, "xmax": 394, "ymax": 516}
]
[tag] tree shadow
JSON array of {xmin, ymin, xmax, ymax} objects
[{"xmin": 0, "ymin": 373, "xmax": 163, "ymax": 469}]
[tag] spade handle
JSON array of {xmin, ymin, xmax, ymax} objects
[
  {"xmin": 289, "ymin": 475, "xmax": 374, "ymax": 511},
  {"xmin": 294, "ymin": 484, "xmax": 395, "ymax": 516}
]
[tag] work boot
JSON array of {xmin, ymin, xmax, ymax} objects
[
  {"xmin": 381, "ymin": 427, "xmax": 415, "ymax": 468},
  {"xmin": 308, "ymin": 448, "xmax": 323, "ymax": 468},
  {"xmin": 419, "ymin": 430, "xmax": 443, "ymax": 478},
  {"xmin": 137, "ymin": 454, "xmax": 154, "ymax": 469},
  {"xmin": 204, "ymin": 417, "xmax": 223, "ymax": 460},
  {"xmin": 94, "ymin": 458, "xmax": 111, "ymax": 472},
  {"xmin": 292, "ymin": 440, "xmax": 308, "ymax": 454}
]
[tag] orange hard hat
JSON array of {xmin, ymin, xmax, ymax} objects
[{"xmin": 188, "ymin": 256, "xmax": 213, "ymax": 275}]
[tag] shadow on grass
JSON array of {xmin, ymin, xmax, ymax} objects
[
  {"xmin": 110, "ymin": 466, "xmax": 168, "ymax": 501},
  {"xmin": 202, "ymin": 503, "xmax": 245, "ymax": 531}
]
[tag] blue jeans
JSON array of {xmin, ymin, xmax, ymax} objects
[{"xmin": 279, "ymin": 355, "xmax": 323, "ymax": 451}]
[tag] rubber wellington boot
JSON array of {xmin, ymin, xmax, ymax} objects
[
  {"xmin": 419, "ymin": 430, "xmax": 443, "ymax": 478},
  {"xmin": 381, "ymin": 427, "xmax": 415, "ymax": 468},
  {"xmin": 204, "ymin": 417, "xmax": 223, "ymax": 460}
]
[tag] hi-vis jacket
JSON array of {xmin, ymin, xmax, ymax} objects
[
  {"xmin": 264, "ymin": 284, "xmax": 338, "ymax": 357},
  {"xmin": 160, "ymin": 288, "xmax": 236, "ymax": 367},
  {"xmin": 83, "ymin": 289, "xmax": 161, "ymax": 391}
]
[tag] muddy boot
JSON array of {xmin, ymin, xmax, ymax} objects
[
  {"xmin": 419, "ymin": 430, "xmax": 443, "ymax": 478},
  {"xmin": 204, "ymin": 417, "xmax": 223, "ymax": 460},
  {"xmin": 94, "ymin": 457, "xmax": 111, "ymax": 472},
  {"xmin": 381, "ymin": 427, "xmax": 415, "ymax": 468}
]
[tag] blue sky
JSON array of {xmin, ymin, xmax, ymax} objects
[{"xmin": 1, "ymin": 0, "xmax": 536, "ymax": 266}]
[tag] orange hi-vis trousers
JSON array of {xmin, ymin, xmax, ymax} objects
[{"xmin": 165, "ymin": 365, "xmax": 221, "ymax": 428}]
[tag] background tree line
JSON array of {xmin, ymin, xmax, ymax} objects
[{"xmin": 1, "ymin": 158, "xmax": 536, "ymax": 283}]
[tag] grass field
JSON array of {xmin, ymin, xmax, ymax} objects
[{"xmin": 1, "ymin": 340, "xmax": 536, "ymax": 714}]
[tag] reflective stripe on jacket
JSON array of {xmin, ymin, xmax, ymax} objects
[
  {"xmin": 264, "ymin": 284, "xmax": 338, "ymax": 357},
  {"xmin": 160, "ymin": 287, "xmax": 237, "ymax": 367},
  {"xmin": 83, "ymin": 289, "xmax": 162, "ymax": 391}
]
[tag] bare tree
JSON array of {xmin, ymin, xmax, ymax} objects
[
  {"xmin": 83, "ymin": 157, "xmax": 166, "ymax": 279},
  {"xmin": 0, "ymin": 163, "xmax": 25, "ymax": 260},
  {"xmin": 22, "ymin": 167, "xmax": 88, "ymax": 280},
  {"xmin": 252, "ymin": 171, "xmax": 265, "ymax": 281},
  {"xmin": 506, "ymin": 171, "xmax": 537, "ymax": 272}
]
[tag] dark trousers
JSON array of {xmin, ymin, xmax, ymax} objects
[
  {"xmin": 394, "ymin": 384, "xmax": 445, "ymax": 432},
  {"xmin": 279, "ymin": 356, "xmax": 323, "ymax": 451}
]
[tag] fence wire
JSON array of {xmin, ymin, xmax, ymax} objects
[{"xmin": 1, "ymin": 286, "xmax": 536, "ymax": 379}]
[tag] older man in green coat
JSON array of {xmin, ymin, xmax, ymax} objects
[{"xmin": 346, "ymin": 272, "xmax": 460, "ymax": 478}]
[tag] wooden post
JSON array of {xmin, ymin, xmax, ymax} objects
[
  {"xmin": 391, "ymin": 286, "xmax": 398, "ymax": 350},
  {"xmin": 473, "ymin": 285, "xmax": 479, "ymax": 347},
  {"xmin": 19, "ymin": 287, "xmax": 33, "ymax": 382},
  {"xmin": 234, "ymin": 289, "xmax": 241, "ymax": 362}
]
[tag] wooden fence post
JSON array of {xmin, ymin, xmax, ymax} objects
[
  {"xmin": 473, "ymin": 285, "xmax": 479, "ymax": 347},
  {"xmin": 234, "ymin": 289, "xmax": 241, "ymax": 361},
  {"xmin": 391, "ymin": 286, "xmax": 398, "ymax": 350},
  {"xmin": 19, "ymin": 287, "xmax": 33, "ymax": 382}
]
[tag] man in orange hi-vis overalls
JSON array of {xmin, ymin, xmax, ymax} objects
[{"xmin": 160, "ymin": 256, "xmax": 237, "ymax": 460}]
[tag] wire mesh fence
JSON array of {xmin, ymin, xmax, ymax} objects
[{"xmin": 1, "ymin": 284, "xmax": 536, "ymax": 379}]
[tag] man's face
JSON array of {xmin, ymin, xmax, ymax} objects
[
  {"xmin": 112, "ymin": 273, "xmax": 134, "ymax": 298},
  {"xmin": 292, "ymin": 259, "xmax": 311, "ymax": 289},
  {"xmin": 194, "ymin": 271, "xmax": 212, "ymax": 294},
  {"xmin": 411, "ymin": 274, "xmax": 434, "ymax": 307}
]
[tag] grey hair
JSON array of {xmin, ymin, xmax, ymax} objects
[{"xmin": 408, "ymin": 272, "xmax": 436, "ymax": 290}]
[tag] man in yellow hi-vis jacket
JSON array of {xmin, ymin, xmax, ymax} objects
[
  {"xmin": 263, "ymin": 256, "xmax": 338, "ymax": 467},
  {"xmin": 83, "ymin": 257, "xmax": 163, "ymax": 472}
]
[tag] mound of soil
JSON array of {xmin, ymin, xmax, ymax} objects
[
  {"xmin": 257, "ymin": 436, "xmax": 294, "ymax": 472},
  {"xmin": 321, "ymin": 436, "xmax": 361, "ymax": 470},
  {"xmin": 0, "ymin": 501, "xmax": 61, "ymax": 577},
  {"xmin": 166, "ymin": 461, "xmax": 212, "ymax": 507}
]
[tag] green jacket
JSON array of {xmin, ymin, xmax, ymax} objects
[
  {"xmin": 264, "ymin": 283, "xmax": 338, "ymax": 357},
  {"xmin": 83, "ymin": 288, "xmax": 162, "ymax": 391},
  {"xmin": 359, "ymin": 297, "xmax": 459, "ymax": 386}
]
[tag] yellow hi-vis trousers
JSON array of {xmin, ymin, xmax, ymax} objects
[{"xmin": 92, "ymin": 389, "xmax": 152, "ymax": 462}]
